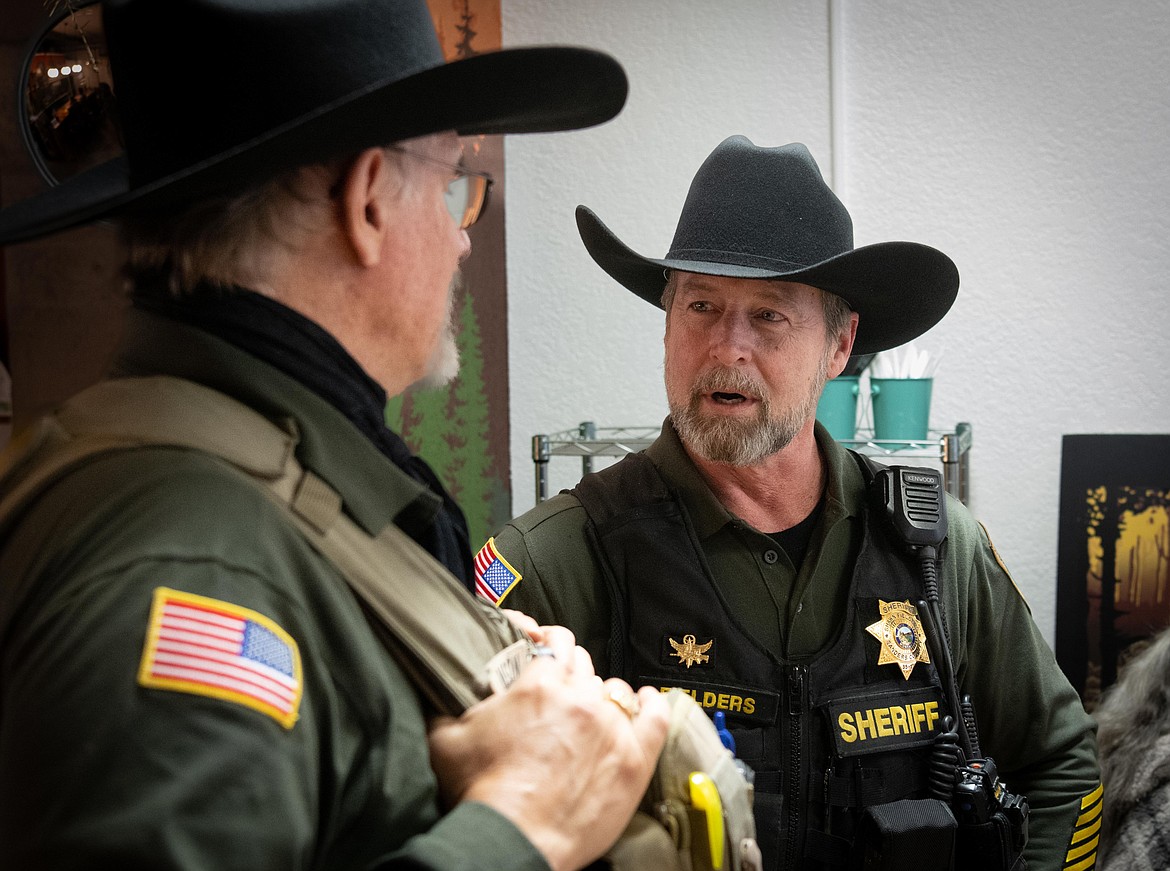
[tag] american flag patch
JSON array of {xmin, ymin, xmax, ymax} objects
[
  {"xmin": 137, "ymin": 587, "xmax": 303, "ymax": 729},
  {"xmin": 474, "ymin": 537, "xmax": 522, "ymax": 605}
]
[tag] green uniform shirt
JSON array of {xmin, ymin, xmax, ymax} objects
[
  {"xmin": 493, "ymin": 419, "xmax": 1101, "ymax": 871},
  {"xmin": 0, "ymin": 309, "xmax": 548, "ymax": 871}
]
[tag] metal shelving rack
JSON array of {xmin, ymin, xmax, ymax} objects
[
  {"xmin": 532, "ymin": 421, "xmax": 972, "ymax": 504},
  {"xmin": 837, "ymin": 422, "xmax": 972, "ymax": 503}
]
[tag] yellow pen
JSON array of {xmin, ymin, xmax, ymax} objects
[{"xmin": 689, "ymin": 771, "xmax": 724, "ymax": 870}]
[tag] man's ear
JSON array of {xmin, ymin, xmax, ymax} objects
[
  {"xmin": 338, "ymin": 147, "xmax": 396, "ymax": 267},
  {"xmin": 827, "ymin": 312, "xmax": 860, "ymax": 378}
]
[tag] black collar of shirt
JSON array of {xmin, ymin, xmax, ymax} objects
[
  {"xmin": 130, "ymin": 281, "xmax": 473, "ymax": 587},
  {"xmin": 646, "ymin": 416, "xmax": 860, "ymax": 539}
]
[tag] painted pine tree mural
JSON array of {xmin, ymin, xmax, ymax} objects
[
  {"xmin": 383, "ymin": 0, "xmax": 512, "ymax": 553},
  {"xmin": 446, "ymin": 290, "xmax": 494, "ymax": 544},
  {"xmin": 385, "ymin": 288, "xmax": 506, "ymax": 550}
]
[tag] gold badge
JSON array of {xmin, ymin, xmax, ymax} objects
[
  {"xmin": 669, "ymin": 634, "xmax": 713, "ymax": 668},
  {"xmin": 865, "ymin": 600, "xmax": 930, "ymax": 680}
]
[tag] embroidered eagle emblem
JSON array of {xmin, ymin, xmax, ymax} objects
[{"xmin": 669, "ymin": 634, "xmax": 713, "ymax": 668}]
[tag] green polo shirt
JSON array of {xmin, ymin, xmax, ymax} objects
[
  {"xmin": 499, "ymin": 421, "xmax": 862, "ymax": 662},
  {"xmin": 492, "ymin": 418, "xmax": 1101, "ymax": 871}
]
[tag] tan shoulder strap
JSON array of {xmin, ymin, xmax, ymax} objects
[
  {"xmin": 0, "ymin": 377, "xmax": 297, "ymax": 522},
  {"xmin": 0, "ymin": 376, "xmax": 526, "ymax": 716}
]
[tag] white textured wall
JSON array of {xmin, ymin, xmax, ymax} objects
[
  {"xmin": 502, "ymin": 0, "xmax": 1170, "ymax": 643},
  {"xmin": 502, "ymin": 0, "xmax": 832, "ymax": 499}
]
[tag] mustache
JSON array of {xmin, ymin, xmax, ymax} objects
[{"xmin": 690, "ymin": 367, "xmax": 766, "ymax": 400}]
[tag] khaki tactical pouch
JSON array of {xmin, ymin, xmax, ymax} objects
[{"xmin": 606, "ymin": 689, "xmax": 763, "ymax": 871}]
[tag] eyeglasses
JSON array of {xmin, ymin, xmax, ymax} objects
[{"xmin": 390, "ymin": 146, "xmax": 493, "ymax": 229}]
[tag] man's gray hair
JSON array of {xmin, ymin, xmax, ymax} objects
[{"xmin": 123, "ymin": 148, "xmax": 408, "ymax": 295}]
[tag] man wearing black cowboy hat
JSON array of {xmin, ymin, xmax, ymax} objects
[
  {"xmin": 483, "ymin": 136, "xmax": 1101, "ymax": 871},
  {"xmin": 0, "ymin": 1, "xmax": 673, "ymax": 869}
]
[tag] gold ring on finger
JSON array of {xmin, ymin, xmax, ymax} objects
[{"xmin": 606, "ymin": 687, "xmax": 641, "ymax": 720}]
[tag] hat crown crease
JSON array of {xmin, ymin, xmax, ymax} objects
[{"xmin": 667, "ymin": 139, "xmax": 855, "ymax": 271}]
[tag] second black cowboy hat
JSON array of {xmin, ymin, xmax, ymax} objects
[
  {"xmin": 576, "ymin": 136, "xmax": 959, "ymax": 356},
  {"xmin": 0, "ymin": 0, "xmax": 628, "ymax": 246}
]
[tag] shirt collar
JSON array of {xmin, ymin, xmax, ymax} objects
[{"xmin": 645, "ymin": 416, "xmax": 866, "ymax": 538}]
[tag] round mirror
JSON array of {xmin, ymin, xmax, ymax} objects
[{"xmin": 20, "ymin": 1, "xmax": 122, "ymax": 186}]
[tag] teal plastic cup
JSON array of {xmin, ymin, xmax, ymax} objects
[
  {"xmin": 871, "ymin": 377, "xmax": 933, "ymax": 441},
  {"xmin": 815, "ymin": 376, "xmax": 860, "ymax": 440}
]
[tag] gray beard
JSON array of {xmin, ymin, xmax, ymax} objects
[
  {"xmin": 669, "ymin": 355, "xmax": 830, "ymax": 467},
  {"xmin": 411, "ymin": 275, "xmax": 462, "ymax": 390}
]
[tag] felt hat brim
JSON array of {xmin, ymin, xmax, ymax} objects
[
  {"xmin": 0, "ymin": 46, "xmax": 627, "ymax": 246},
  {"xmin": 576, "ymin": 205, "xmax": 959, "ymax": 356}
]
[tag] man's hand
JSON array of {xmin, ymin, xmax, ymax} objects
[
  {"xmin": 500, "ymin": 608, "xmax": 581, "ymax": 663},
  {"xmin": 428, "ymin": 628, "xmax": 669, "ymax": 871}
]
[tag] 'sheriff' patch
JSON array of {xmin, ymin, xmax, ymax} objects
[
  {"xmin": 825, "ymin": 687, "xmax": 945, "ymax": 757},
  {"xmin": 138, "ymin": 587, "xmax": 303, "ymax": 729}
]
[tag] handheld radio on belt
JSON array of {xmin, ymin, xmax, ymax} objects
[{"xmin": 871, "ymin": 465, "xmax": 1029, "ymax": 871}]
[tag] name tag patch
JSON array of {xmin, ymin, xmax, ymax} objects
[
  {"xmin": 642, "ymin": 676, "xmax": 779, "ymax": 726},
  {"xmin": 825, "ymin": 687, "xmax": 944, "ymax": 757}
]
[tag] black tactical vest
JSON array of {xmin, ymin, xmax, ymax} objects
[{"xmin": 573, "ymin": 452, "xmax": 950, "ymax": 870}]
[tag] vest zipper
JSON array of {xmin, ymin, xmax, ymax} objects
[{"xmin": 786, "ymin": 664, "xmax": 808, "ymax": 868}]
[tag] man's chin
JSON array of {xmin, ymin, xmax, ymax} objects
[
  {"xmin": 410, "ymin": 273, "xmax": 464, "ymax": 391},
  {"xmin": 411, "ymin": 334, "xmax": 461, "ymax": 391},
  {"xmin": 672, "ymin": 406, "xmax": 802, "ymax": 466},
  {"xmin": 412, "ymin": 356, "xmax": 460, "ymax": 391}
]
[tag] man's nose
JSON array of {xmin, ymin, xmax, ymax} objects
[{"xmin": 708, "ymin": 313, "xmax": 752, "ymax": 365}]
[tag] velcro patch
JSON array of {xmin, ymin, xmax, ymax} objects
[
  {"xmin": 824, "ymin": 687, "xmax": 945, "ymax": 757},
  {"xmin": 473, "ymin": 537, "xmax": 522, "ymax": 605},
  {"xmin": 138, "ymin": 587, "xmax": 303, "ymax": 729}
]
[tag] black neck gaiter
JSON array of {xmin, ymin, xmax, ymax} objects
[{"xmin": 132, "ymin": 283, "xmax": 474, "ymax": 590}]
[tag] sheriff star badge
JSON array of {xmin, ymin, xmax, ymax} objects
[{"xmin": 865, "ymin": 600, "xmax": 930, "ymax": 680}]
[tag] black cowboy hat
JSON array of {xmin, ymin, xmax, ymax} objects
[
  {"xmin": 0, "ymin": 0, "xmax": 628, "ymax": 246},
  {"xmin": 576, "ymin": 136, "xmax": 959, "ymax": 355}
]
